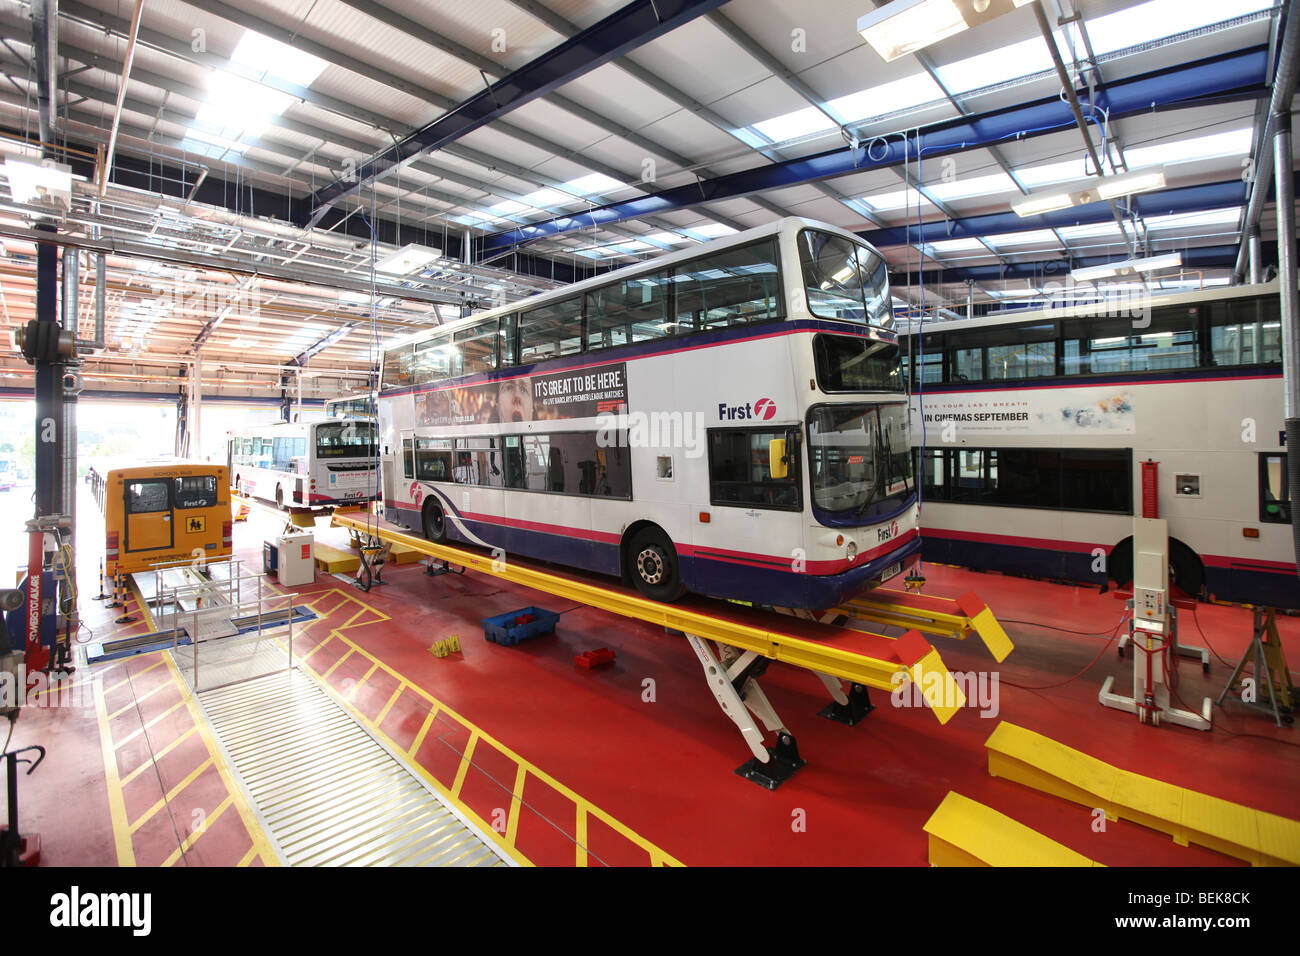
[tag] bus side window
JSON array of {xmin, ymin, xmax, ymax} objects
[
  {"xmin": 1260, "ymin": 453, "xmax": 1290, "ymax": 523},
  {"xmin": 414, "ymin": 440, "xmax": 452, "ymax": 482},
  {"xmin": 503, "ymin": 437, "xmax": 526, "ymax": 489},
  {"xmin": 402, "ymin": 438, "xmax": 414, "ymax": 480},
  {"xmin": 707, "ymin": 428, "xmax": 800, "ymax": 510}
]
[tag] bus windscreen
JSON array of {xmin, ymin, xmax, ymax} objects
[{"xmin": 315, "ymin": 422, "xmax": 377, "ymax": 459}]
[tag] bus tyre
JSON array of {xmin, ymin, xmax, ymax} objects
[
  {"xmin": 422, "ymin": 499, "xmax": 447, "ymax": 543},
  {"xmin": 627, "ymin": 528, "xmax": 685, "ymax": 603},
  {"xmin": 275, "ymin": 486, "xmax": 284, "ymax": 509}
]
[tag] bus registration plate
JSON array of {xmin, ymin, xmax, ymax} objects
[{"xmin": 880, "ymin": 562, "xmax": 902, "ymax": 583}]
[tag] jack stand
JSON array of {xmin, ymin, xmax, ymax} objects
[
  {"xmin": 685, "ymin": 634, "xmax": 805, "ymax": 790},
  {"xmin": 353, "ymin": 541, "xmax": 390, "ymax": 593},
  {"xmin": 424, "ymin": 559, "xmax": 464, "ymax": 578},
  {"xmin": 1217, "ymin": 607, "xmax": 1296, "ymax": 727},
  {"xmin": 816, "ymin": 676, "xmax": 874, "ymax": 725},
  {"xmin": 1, "ymin": 740, "xmax": 46, "ymax": 867}
]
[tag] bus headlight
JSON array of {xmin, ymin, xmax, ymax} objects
[{"xmin": 846, "ymin": 541, "xmax": 858, "ymax": 562}]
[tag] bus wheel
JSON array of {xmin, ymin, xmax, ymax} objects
[
  {"xmin": 627, "ymin": 527, "xmax": 685, "ymax": 602},
  {"xmin": 422, "ymin": 499, "xmax": 447, "ymax": 543},
  {"xmin": 275, "ymin": 486, "xmax": 284, "ymax": 509}
]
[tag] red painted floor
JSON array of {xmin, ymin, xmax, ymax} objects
[{"xmin": 9, "ymin": 495, "xmax": 1299, "ymax": 866}]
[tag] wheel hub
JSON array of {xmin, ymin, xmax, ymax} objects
[{"xmin": 637, "ymin": 547, "xmax": 665, "ymax": 584}]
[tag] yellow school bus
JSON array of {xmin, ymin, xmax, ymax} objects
[{"xmin": 88, "ymin": 459, "xmax": 232, "ymax": 578}]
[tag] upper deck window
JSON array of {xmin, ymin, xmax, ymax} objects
[{"xmin": 798, "ymin": 230, "xmax": 892, "ymax": 328}]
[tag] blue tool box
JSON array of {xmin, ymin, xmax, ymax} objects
[{"xmin": 481, "ymin": 606, "xmax": 560, "ymax": 646}]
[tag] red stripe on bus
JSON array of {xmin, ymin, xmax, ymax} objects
[{"xmin": 923, "ymin": 526, "xmax": 1299, "ymax": 574}]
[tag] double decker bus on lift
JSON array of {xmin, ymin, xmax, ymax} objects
[
  {"xmin": 901, "ymin": 281, "xmax": 1298, "ymax": 609},
  {"xmin": 377, "ymin": 217, "xmax": 917, "ymax": 609}
]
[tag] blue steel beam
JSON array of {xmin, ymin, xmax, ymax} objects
[
  {"xmin": 478, "ymin": 45, "xmax": 1270, "ymax": 256},
  {"xmin": 300, "ymin": 0, "xmax": 731, "ymax": 228},
  {"xmin": 892, "ymin": 243, "xmax": 1263, "ymax": 287},
  {"xmin": 860, "ymin": 179, "xmax": 1252, "ymax": 248}
]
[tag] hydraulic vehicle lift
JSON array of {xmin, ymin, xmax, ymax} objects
[{"xmin": 332, "ymin": 513, "xmax": 1008, "ymax": 789}]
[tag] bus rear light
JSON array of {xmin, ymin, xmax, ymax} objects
[
  {"xmin": 1243, "ymin": 528, "xmax": 1259, "ymax": 538},
  {"xmin": 222, "ymin": 520, "xmax": 233, "ymax": 546},
  {"xmin": 699, "ymin": 512, "xmax": 710, "ymax": 523},
  {"xmin": 105, "ymin": 531, "xmax": 119, "ymax": 558}
]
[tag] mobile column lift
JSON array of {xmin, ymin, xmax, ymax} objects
[
  {"xmin": 335, "ymin": 513, "xmax": 1013, "ymax": 789},
  {"xmin": 1100, "ymin": 517, "xmax": 1213, "ymax": 730}
]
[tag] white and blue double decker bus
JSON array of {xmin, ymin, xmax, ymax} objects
[{"xmin": 377, "ymin": 217, "xmax": 918, "ymax": 609}]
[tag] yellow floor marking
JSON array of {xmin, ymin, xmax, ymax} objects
[
  {"xmin": 129, "ymin": 576, "xmax": 158, "ymax": 633},
  {"xmin": 120, "ymin": 726, "xmax": 199, "ymax": 787},
  {"xmin": 101, "ymin": 658, "xmax": 166, "ymax": 694},
  {"xmin": 295, "ymin": 632, "xmax": 333, "ymax": 663},
  {"xmin": 161, "ymin": 795, "xmax": 234, "ymax": 867},
  {"xmin": 130, "ymin": 758, "xmax": 214, "ymax": 834},
  {"xmin": 160, "ymin": 654, "xmax": 281, "ymax": 867},
  {"xmin": 285, "ymin": 586, "xmax": 682, "ymax": 867},
  {"xmin": 236, "ymin": 845, "xmax": 259, "ymax": 867},
  {"xmin": 108, "ymin": 678, "xmax": 174, "ymax": 720},
  {"xmin": 374, "ymin": 683, "xmax": 406, "ymax": 726},
  {"xmin": 505, "ymin": 765, "xmax": 527, "ymax": 849},
  {"xmin": 93, "ymin": 680, "xmax": 137, "ymax": 867},
  {"xmin": 575, "ymin": 808, "xmax": 589, "ymax": 868},
  {"xmin": 407, "ymin": 705, "xmax": 441, "ymax": 758},
  {"xmin": 320, "ymin": 647, "xmax": 355, "ymax": 680},
  {"xmin": 37, "ymin": 658, "xmax": 155, "ymax": 699},
  {"xmin": 450, "ymin": 732, "xmax": 479, "ymax": 799},
  {"xmin": 112, "ymin": 699, "xmax": 187, "ymax": 751},
  {"xmin": 348, "ymin": 662, "xmax": 380, "ymax": 699}
]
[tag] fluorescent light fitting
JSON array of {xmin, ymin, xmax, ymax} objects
[
  {"xmin": 858, "ymin": 0, "xmax": 969, "ymax": 62},
  {"xmin": 4, "ymin": 156, "xmax": 73, "ymax": 212},
  {"xmin": 1096, "ymin": 170, "xmax": 1166, "ymax": 200},
  {"xmin": 1071, "ymin": 252, "xmax": 1183, "ymax": 282},
  {"xmin": 374, "ymin": 243, "xmax": 441, "ymax": 276},
  {"xmin": 1010, "ymin": 191, "xmax": 1078, "ymax": 217}
]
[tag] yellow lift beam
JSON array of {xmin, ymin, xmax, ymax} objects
[
  {"xmin": 332, "ymin": 512, "xmax": 967, "ymax": 790},
  {"xmin": 835, "ymin": 589, "xmax": 1014, "ymax": 662},
  {"xmin": 923, "ymin": 791, "xmax": 1103, "ymax": 867},
  {"xmin": 985, "ymin": 721, "xmax": 1300, "ymax": 867}
]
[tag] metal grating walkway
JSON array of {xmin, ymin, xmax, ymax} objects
[{"xmin": 195, "ymin": 667, "xmax": 508, "ymax": 867}]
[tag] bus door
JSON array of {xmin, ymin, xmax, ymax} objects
[
  {"xmin": 123, "ymin": 478, "xmax": 174, "ymax": 554},
  {"xmin": 396, "ymin": 431, "xmax": 416, "ymax": 500}
]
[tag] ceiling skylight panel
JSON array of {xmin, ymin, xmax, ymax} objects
[
  {"xmin": 230, "ymin": 31, "xmax": 327, "ymax": 87},
  {"xmin": 934, "ymin": 35, "xmax": 1054, "ymax": 95},
  {"xmin": 828, "ymin": 73, "xmax": 945, "ymax": 123},
  {"xmin": 1082, "ymin": 0, "xmax": 1274, "ymax": 57},
  {"xmin": 1144, "ymin": 208, "xmax": 1241, "ymax": 230},
  {"xmin": 564, "ymin": 173, "xmax": 625, "ymax": 196},
  {"xmin": 752, "ymin": 106, "xmax": 838, "ymax": 143},
  {"xmin": 983, "ymin": 229, "xmax": 1061, "ymax": 246}
]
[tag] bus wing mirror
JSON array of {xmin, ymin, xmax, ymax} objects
[{"xmin": 769, "ymin": 438, "xmax": 788, "ymax": 480}]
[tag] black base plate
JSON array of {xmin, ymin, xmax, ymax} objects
[
  {"xmin": 818, "ymin": 683, "xmax": 875, "ymax": 726},
  {"xmin": 733, "ymin": 734, "xmax": 806, "ymax": 790}
]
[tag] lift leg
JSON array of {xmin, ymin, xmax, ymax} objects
[
  {"xmin": 816, "ymin": 674, "xmax": 875, "ymax": 726},
  {"xmin": 685, "ymin": 634, "xmax": 805, "ymax": 790}
]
